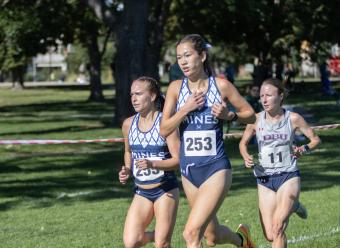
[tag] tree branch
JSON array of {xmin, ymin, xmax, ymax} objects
[
  {"xmin": 100, "ymin": 28, "xmax": 112, "ymax": 59},
  {"xmin": 82, "ymin": 0, "xmax": 116, "ymax": 29}
]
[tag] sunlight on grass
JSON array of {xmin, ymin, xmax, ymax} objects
[{"xmin": 0, "ymin": 85, "xmax": 339, "ymax": 247}]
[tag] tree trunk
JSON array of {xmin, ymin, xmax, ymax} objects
[
  {"xmin": 113, "ymin": 0, "xmax": 149, "ymax": 124},
  {"xmin": 87, "ymin": 33, "xmax": 104, "ymax": 102},
  {"xmin": 85, "ymin": 0, "xmax": 170, "ymax": 125},
  {"xmin": 11, "ymin": 66, "xmax": 25, "ymax": 90},
  {"xmin": 145, "ymin": 0, "xmax": 172, "ymax": 80}
]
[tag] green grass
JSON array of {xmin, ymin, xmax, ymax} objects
[{"xmin": 0, "ymin": 83, "xmax": 339, "ymax": 247}]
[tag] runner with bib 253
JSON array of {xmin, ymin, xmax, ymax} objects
[{"xmin": 161, "ymin": 34, "xmax": 256, "ymax": 248}]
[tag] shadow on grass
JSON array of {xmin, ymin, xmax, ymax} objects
[
  {"xmin": 0, "ymin": 97, "xmax": 119, "ymax": 136},
  {"xmin": 0, "ymin": 145, "xmax": 131, "ymax": 210},
  {"xmin": 0, "ymin": 125, "xmax": 109, "ymax": 136},
  {"xmin": 2, "ymin": 130, "xmax": 339, "ymax": 213},
  {"xmin": 0, "ymin": 99, "xmax": 115, "ymax": 117},
  {"xmin": 23, "ymin": 83, "xmax": 114, "ymax": 91},
  {"xmin": 0, "ymin": 84, "xmax": 339, "ymax": 212}
]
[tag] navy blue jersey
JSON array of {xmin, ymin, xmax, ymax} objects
[
  {"xmin": 176, "ymin": 77, "xmax": 228, "ymax": 169},
  {"xmin": 128, "ymin": 112, "xmax": 177, "ymax": 185}
]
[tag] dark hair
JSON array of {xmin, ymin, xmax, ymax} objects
[
  {"xmin": 176, "ymin": 34, "xmax": 213, "ymax": 77},
  {"xmin": 262, "ymin": 78, "xmax": 288, "ymax": 105},
  {"xmin": 250, "ymin": 84, "xmax": 260, "ymax": 90},
  {"xmin": 134, "ymin": 76, "xmax": 165, "ymax": 111}
]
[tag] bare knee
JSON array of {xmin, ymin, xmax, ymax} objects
[
  {"xmin": 155, "ymin": 235, "xmax": 171, "ymax": 248},
  {"xmin": 272, "ymin": 218, "xmax": 286, "ymax": 239},
  {"xmin": 123, "ymin": 233, "xmax": 143, "ymax": 248},
  {"xmin": 183, "ymin": 226, "xmax": 201, "ymax": 245},
  {"xmin": 263, "ymin": 231, "xmax": 274, "ymax": 242},
  {"xmin": 261, "ymin": 221, "xmax": 274, "ymax": 241},
  {"xmin": 124, "ymin": 239, "xmax": 141, "ymax": 248},
  {"xmin": 154, "ymin": 237, "xmax": 171, "ymax": 248}
]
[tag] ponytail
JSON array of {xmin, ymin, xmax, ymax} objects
[
  {"xmin": 134, "ymin": 76, "xmax": 164, "ymax": 111},
  {"xmin": 177, "ymin": 34, "xmax": 213, "ymax": 77}
]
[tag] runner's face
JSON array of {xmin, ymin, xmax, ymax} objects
[
  {"xmin": 176, "ymin": 42, "xmax": 205, "ymax": 77},
  {"xmin": 260, "ymin": 84, "xmax": 283, "ymax": 112},
  {"xmin": 130, "ymin": 81, "xmax": 155, "ymax": 113},
  {"xmin": 250, "ymin": 86, "xmax": 260, "ymax": 98}
]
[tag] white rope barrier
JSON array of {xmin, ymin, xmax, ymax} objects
[
  {"xmin": 223, "ymin": 123, "xmax": 340, "ymax": 139},
  {"xmin": 0, "ymin": 138, "xmax": 125, "ymax": 145},
  {"xmin": 0, "ymin": 124, "xmax": 339, "ymax": 145}
]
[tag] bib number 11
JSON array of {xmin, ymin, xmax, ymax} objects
[
  {"xmin": 268, "ymin": 152, "xmax": 282, "ymax": 164},
  {"xmin": 260, "ymin": 146, "xmax": 290, "ymax": 168}
]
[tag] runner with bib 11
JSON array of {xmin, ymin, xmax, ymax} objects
[{"xmin": 239, "ymin": 78, "xmax": 321, "ymax": 248}]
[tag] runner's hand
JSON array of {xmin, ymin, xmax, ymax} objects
[{"xmin": 119, "ymin": 166, "xmax": 130, "ymax": 184}]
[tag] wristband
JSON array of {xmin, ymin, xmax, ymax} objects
[{"xmin": 302, "ymin": 144, "xmax": 311, "ymax": 154}]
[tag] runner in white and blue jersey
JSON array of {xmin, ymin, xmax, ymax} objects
[
  {"xmin": 161, "ymin": 34, "xmax": 256, "ymax": 248},
  {"xmin": 119, "ymin": 76, "xmax": 180, "ymax": 248},
  {"xmin": 239, "ymin": 78, "xmax": 321, "ymax": 248},
  {"xmin": 176, "ymin": 76, "xmax": 229, "ymax": 187}
]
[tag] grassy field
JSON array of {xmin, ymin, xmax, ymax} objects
[{"xmin": 0, "ymin": 82, "xmax": 339, "ymax": 247}]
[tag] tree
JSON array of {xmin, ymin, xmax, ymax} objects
[
  {"xmin": 85, "ymin": 0, "xmax": 173, "ymax": 124},
  {"xmin": 168, "ymin": 0, "xmax": 339, "ymax": 80},
  {"xmin": 68, "ymin": 1, "xmax": 112, "ymax": 102},
  {"xmin": 0, "ymin": 0, "xmax": 112, "ymax": 100},
  {"xmin": 0, "ymin": 5, "xmax": 42, "ymax": 88},
  {"xmin": 0, "ymin": 1, "xmax": 74, "ymax": 88}
]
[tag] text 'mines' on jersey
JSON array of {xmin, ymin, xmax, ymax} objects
[
  {"xmin": 176, "ymin": 77, "xmax": 228, "ymax": 168},
  {"xmin": 128, "ymin": 112, "xmax": 177, "ymax": 185},
  {"xmin": 255, "ymin": 110, "xmax": 298, "ymax": 176}
]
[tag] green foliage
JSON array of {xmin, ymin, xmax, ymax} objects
[
  {"xmin": 0, "ymin": 7, "xmax": 40, "ymax": 70},
  {"xmin": 0, "ymin": 0, "xmax": 338, "ymax": 83},
  {"xmin": 65, "ymin": 44, "xmax": 89, "ymax": 75},
  {"xmin": 165, "ymin": 0, "xmax": 339, "ymax": 64},
  {"xmin": 0, "ymin": 1, "xmax": 74, "ymax": 74}
]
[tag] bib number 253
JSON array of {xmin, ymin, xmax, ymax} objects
[{"xmin": 183, "ymin": 130, "xmax": 216, "ymax": 156}]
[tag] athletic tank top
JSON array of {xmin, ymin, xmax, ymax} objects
[
  {"xmin": 254, "ymin": 110, "xmax": 298, "ymax": 176},
  {"xmin": 176, "ymin": 76, "xmax": 228, "ymax": 169},
  {"xmin": 128, "ymin": 112, "xmax": 177, "ymax": 185}
]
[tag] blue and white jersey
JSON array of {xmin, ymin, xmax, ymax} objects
[
  {"xmin": 176, "ymin": 76, "xmax": 228, "ymax": 170},
  {"xmin": 254, "ymin": 110, "xmax": 298, "ymax": 176},
  {"xmin": 128, "ymin": 112, "xmax": 177, "ymax": 185}
]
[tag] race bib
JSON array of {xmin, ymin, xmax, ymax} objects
[
  {"xmin": 133, "ymin": 157, "xmax": 164, "ymax": 181},
  {"xmin": 259, "ymin": 145, "xmax": 291, "ymax": 168},
  {"xmin": 183, "ymin": 130, "xmax": 216, "ymax": 156}
]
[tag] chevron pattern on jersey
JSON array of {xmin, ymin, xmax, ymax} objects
[
  {"xmin": 206, "ymin": 78, "xmax": 222, "ymax": 106},
  {"xmin": 176, "ymin": 78, "xmax": 190, "ymax": 111},
  {"xmin": 129, "ymin": 114, "xmax": 166, "ymax": 148},
  {"xmin": 176, "ymin": 77, "xmax": 221, "ymax": 110}
]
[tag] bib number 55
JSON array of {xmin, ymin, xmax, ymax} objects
[{"xmin": 133, "ymin": 157, "xmax": 164, "ymax": 181}]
